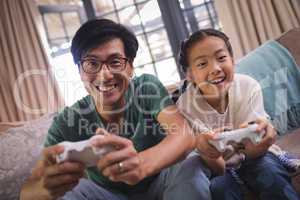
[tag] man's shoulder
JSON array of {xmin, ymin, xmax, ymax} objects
[
  {"xmin": 133, "ymin": 74, "xmax": 162, "ymax": 87},
  {"xmin": 131, "ymin": 74, "xmax": 173, "ymax": 118},
  {"xmin": 132, "ymin": 73, "xmax": 169, "ymax": 97},
  {"xmin": 61, "ymin": 95, "xmax": 90, "ymax": 112},
  {"xmin": 53, "ymin": 95, "xmax": 93, "ymax": 126},
  {"xmin": 46, "ymin": 95, "xmax": 94, "ymax": 145}
]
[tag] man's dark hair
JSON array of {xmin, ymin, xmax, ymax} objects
[
  {"xmin": 71, "ymin": 18, "xmax": 139, "ymax": 65},
  {"xmin": 178, "ymin": 29, "xmax": 233, "ymax": 74}
]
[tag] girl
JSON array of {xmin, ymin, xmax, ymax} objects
[{"xmin": 177, "ymin": 29, "xmax": 300, "ymax": 200}]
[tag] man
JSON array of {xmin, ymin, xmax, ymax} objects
[{"xmin": 20, "ymin": 19, "xmax": 220, "ymax": 200}]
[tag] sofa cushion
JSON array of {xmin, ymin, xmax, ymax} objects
[
  {"xmin": 0, "ymin": 112, "xmax": 56, "ymax": 200},
  {"xmin": 277, "ymin": 128, "xmax": 300, "ymax": 193},
  {"xmin": 276, "ymin": 128, "xmax": 300, "ymax": 157}
]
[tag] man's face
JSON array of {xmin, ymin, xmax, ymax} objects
[
  {"xmin": 80, "ymin": 38, "xmax": 133, "ymax": 107},
  {"xmin": 187, "ymin": 36, "xmax": 234, "ymax": 99}
]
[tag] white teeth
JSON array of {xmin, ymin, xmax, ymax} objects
[
  {"xmin": 208, "ymin": 77, "xmax": 225, "ymax": 84},
  {"xmin": 96, "ymin": 84, "xmax": 116, "ymax": 92}
]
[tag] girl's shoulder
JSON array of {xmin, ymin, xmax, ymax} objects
[
  {"xmin": 233, "ymin": 73, "xmax": 261, "ymax": 92},
  {"xmin": 176, "ymin": 83, "xmax": 196, "ymax": 105}
]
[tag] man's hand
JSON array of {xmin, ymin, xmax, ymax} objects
[
  {"xmin": 21, "ymin": 145, "xmax": 85, "ymax": 200},
  {"xmin": 239, "ymin": 118, "xmax": 276, "ymax": 159},
  {"xmin": 92, "ymin": 128, "xmax": 145, "ymax": 185}
]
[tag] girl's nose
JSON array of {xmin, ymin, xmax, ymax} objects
[{"xmin": 209, "ymin": 62, "xmax": 222, "ymax": 76}]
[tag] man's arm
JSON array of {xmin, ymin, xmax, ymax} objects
[
  {"xmin": 94, "ymin": 105, "xmax": 197, "ymax": 185},
  {"xmin": 138, "ymin": 105, "xmax": 196, "ymax": 177},
  {"xmin": 94, "ymin": 106, "xmax": 225, "ymax": 185}
]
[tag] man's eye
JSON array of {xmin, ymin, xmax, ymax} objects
[
  {"xmin": 87, "ymin": 61, "xmax": 99, "ymax": 67},
  {"xmin": 83, "ymin": 60, "xmax": 100, "ymax": 70},
  {"xmin": 110, "ymin": 59, "xmax": 122, "ymax": 65}
]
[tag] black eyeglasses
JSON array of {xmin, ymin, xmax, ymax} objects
[{"xmin": 80, "ymin": 57, "xmax": 129, "ymax": 74}]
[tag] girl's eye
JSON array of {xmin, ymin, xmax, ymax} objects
[
  {"xmin": 196, "ymin": 62, "xmax": 207, "ymax": 68},
  {"xmin": 218, "ymin": 55, "xmax": 227, "ymax": 61}
]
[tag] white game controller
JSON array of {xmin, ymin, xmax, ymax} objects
[
  {"xmin": 56, "ymin": 135, "xmax": 114, "ymax": 167},
  {"xmin": 209, "ymin": 124, "xmax": 264, "ymax": 152}
]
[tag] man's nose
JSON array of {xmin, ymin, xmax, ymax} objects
[{"xmin": 98, "ymin": 64, "xmax": 114, "ymax": 80}]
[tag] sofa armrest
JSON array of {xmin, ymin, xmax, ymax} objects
[
  {"xmin": 0, "ymin": 122, "xmax": 25, "ymax": 133},
  {"xmin": 276, "ymin": 128, "xmax": 300, "ymax": 157},
  {"xmin": 276, "ymin": 28, "xmax": 300, "ymax": 67}
]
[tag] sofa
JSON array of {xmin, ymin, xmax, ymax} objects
[{"xmin": 0, "ymin": 29, "xmax": 299, "ymax": 200}]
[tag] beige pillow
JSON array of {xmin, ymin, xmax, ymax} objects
[{"xmin": 0, "ymin": 112, "xmax": 56, "ymax": 200}]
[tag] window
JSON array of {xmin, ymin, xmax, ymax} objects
[
  {"xmin": 38, "ymin": 2, "xmax": 86, "ymax": 57},
  {"xmin": 38, "ymin": 1, "xmax": 87, "ymax": 106},
  {"xmin": 91, "ymin": 0, "xmax": 180, "ymax": 85},
  {"xmin": 179, "ymin": 0, "xmax": 220, "ymax": 33},
  {"xmin": 38, "ymin": 0, "xmax": 220, "ymax": 105}
]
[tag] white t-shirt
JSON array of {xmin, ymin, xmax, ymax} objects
[{"xmin": 177, "ymin": 74, "xmax": 269, "ymax": 133}]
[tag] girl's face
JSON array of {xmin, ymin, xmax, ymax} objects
[{"xmin": 187, "ymin": 36, "xmax": 234, "ymax": 99}]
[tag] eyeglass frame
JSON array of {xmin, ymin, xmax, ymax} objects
[{"xmin": 79, "ymin": 56, "xmax": 129, "ymax": 74}]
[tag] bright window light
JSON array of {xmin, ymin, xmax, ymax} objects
[{"xmin": 50, "ymin": 53, "xmax": 87, "ymax": 106}]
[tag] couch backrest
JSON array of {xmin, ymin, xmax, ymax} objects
[
  {"xmin": 276, "ymin": 28, "xmax": 300, "ymax": 67},
  {"xmin": 236, "ymin": 28, "xmax": 300, "ymax": 135}
]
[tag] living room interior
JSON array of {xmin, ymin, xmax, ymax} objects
[{"xmin": 0, "ymin": 0, "xmax": 300, "ymax": 200}]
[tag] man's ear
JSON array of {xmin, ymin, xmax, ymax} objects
[{"xmin": 127, "ymin": 61, "xmax": 134, "ymax": 79}]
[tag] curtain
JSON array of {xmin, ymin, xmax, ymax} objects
[
  {"xmin": 215, "ymin": 0, "xmax": 300, "ymax": 59},
  {"xmin": 0, "ymin": 0, "xmax": 64, "ymax": 122}
]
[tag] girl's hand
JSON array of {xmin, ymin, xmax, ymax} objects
[
  {"xmin": 196, "ymin": 127, "xmax": 231, "ymax": 159},
  {"xmin": 239, "ymin": 118, "xmax": 276, "ymax": 159}
]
